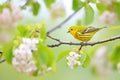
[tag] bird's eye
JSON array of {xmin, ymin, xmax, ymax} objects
[{"xmin": 71, "ymin": 29, "xmax": 73, "ymax": 31}]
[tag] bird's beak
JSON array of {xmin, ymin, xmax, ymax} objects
[{"xmin": 67, "ymin": 31, "xmax": 70, "ymax": 33}]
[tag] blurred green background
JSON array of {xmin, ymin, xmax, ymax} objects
[
  {"xmin": 0, "ymin": 17, "xmax": 120, "ymax": 80},
  {"xmin": 1, "ymin": 0, "xmax": 120, "ymax": 80}
]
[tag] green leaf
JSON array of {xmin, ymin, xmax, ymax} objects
[
  {"xmin": 33, "ymin": 43, "xmax": 54, "ymax": 70},
  {"xmin": 32, "ymin": 2, "xmax": 40, "ymax": 16},
  {"xmin": 35, "ymin": 23, "xmax": 46, "ymax": 42},
  {"xmin": 17, "ymin": 24, "xmax": 30, "ymax": 37},
  {"xmin": 82, "ymin": 54, "xmax": 90, "ymax": 68},
  {"xmin": 96, "ymin": 3, "xmax": 107, "ymax": 13},
  {"xmin": 39, "ymin": 23, "xmax": 46, "ymax": 42},
  {"xmin": 0, "ymin": 5, "xmax": 4, "ymax": 13},
  {"xmin": 114, "ymin": 2, "xmax": 120, "ymax": 21},
  {"xmin": 33, "ymin": 70, "xmax": 39, "ymax": 76},
  {"xmin": 84, "ymin": 5, "xmax": 94, "ymax": 25},
  {"xmin": 17, "ymin": 23, "xmax": 47, "ymax": 41},
  {"xmin": 81, "ymin": 52, "xmax": 90, "ymax": 68},
  {"xmin": 72, "ymin": 0, "xmax": 84, "ymax": 11},
  {"xmin": 109, "ymin": 45, "xmax": 120, "ymax": 66},
  {"xmin": 0, "ymin": 3, "xmax": 11, "ymax": 13},
  {"xmin": 2, "ymin": 42, "xmax": 13, "ymax": 64},
  {"xmin": 77, "ymin": 19, "xmax": 82, "ymax": 26},
  {"xmin": 44, "ymin": 0, "xmax": 55, "ymax": 8},
  {"xmin": 57, "ymin": 50, "xmax": 71, "ymax": 62}
]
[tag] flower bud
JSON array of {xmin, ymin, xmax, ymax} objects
[{"xmin": 66, "ymin": 52, "xmax": 81, "ymax": 69}]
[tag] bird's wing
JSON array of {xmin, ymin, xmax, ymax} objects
[{"xmin": 81, "ymin": 27, "xmax": 100, "ymax": 34}]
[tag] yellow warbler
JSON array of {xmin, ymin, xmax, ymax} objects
[{"xmin": 68, "ymin": 26, "xmax": 106, "ymax": 42}]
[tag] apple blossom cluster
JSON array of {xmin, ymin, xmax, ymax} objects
[
  {"xmin": 12, "ymin": 38, "xmax": 39, "ymax": 75},
  {"xmin": 50, "ymin": 0, "xmax": 66, "ymax": 19},
  {"xmin": 12, "ymin": 38, "xmax": 53, "ymax": 76},
  {"xmin": 66, "ymin": 52, "xmax": 81, "ymax": 69},
  {"xmin": 99, "ymin": 11, "xmax": 117, "ymax": 25},
  {"xmin": 0, "ymin": 3, "xmax": 23, "ymax": 27}
]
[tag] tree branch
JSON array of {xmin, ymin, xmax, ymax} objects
[
  {"xmin": 0, "ymin": 59, "xmax": 5, "ymax": 63},
  {"xmin": 47, "ymin": 7, "xmax": 82, "ymax": 35},
  {"xmin": 47, "ymin": 7, "xmax": 82, "ymax": 48},
  {"xmin": 47, "ymin": 36, "xmax": 120, "ymax": 47},
  {"xmin": 22, "ymin": 0, "xmax": 29, "ymax": 8}
]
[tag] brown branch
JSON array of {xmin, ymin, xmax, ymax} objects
[
  {"xmin": 47, "ymin": 7, "xmax": 82, "ymax": 48},
  {"xmin": 0, "ymin": 59, "xmax": 5, "ymax": 63},
  {"xmin": 47, "ymin": 36, "xmax": 120, "ymax": 47},
  {"xmin": 79, "ymin": 42, "xmax": 84, "ymax": 51},
  {"xmin": 21, "ymin": 0, "xmax": 30, "ymax": 8},
  {"xmin": 47, "ymin": 7, "xmax": 82, "ymax": 35}
]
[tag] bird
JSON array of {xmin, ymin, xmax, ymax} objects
[{"xmin": 68, "ymin": 26, "xmax": 106, "ymax": 42}]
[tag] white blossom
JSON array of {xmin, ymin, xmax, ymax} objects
[
  {"xmin": 42, "ymin": 65, "xmax": 52, "ymax": 72},
  {"xmin": 12, "ymin": 37, "xmax": 52, "ymax": 76},
  {"xmin": 22, "ymin": 38, "xmax": 39, "ymax": 51},
  {"xmin": 0, "ymin": 3, "xmax": 23, "ymax": 27},
  {"xmin": 12, "ymin": 38, "xmax": 39, "ymax": 76},
  {"xmin": 12, "ymin": 47, "xmax": 37, "ymax": 75},
  {"xmin": 99, "ymin": 11, "xmax": 117, "ymax": 24},
  {"xmin": 66, "ymin": 52, "xmax": 81, "ymax": 69},
  {"xmin": 46, "ymin": 67, "xmax": 52, "ymax": 72}
]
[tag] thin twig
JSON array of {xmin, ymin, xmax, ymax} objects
[
  {"xmin": 47, "ymin": 7, "xmax": 82, "ymax": 35},
  {"xmin": 22, "ymin": 0, "xmax": 29, "ymax": 8},
  {"xmin": 79, "ymin": 42, "xmax": 84, "ymax": 51},
  {"xmin": 47, "ymin": 7, "xmax": 82, "ymax": 48},
  {"xmin": 0, "ymin": 59, "xmax": 5, "ymax": 63},
  {"xmin": 47, "ymin": 36, "xmax": 120, "ymax": 47}
]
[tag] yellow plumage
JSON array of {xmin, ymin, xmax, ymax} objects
[{"xmin": 68, "ymin": 26, "xmax": 105, "ymax": 42}]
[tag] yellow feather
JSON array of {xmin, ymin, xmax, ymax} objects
[{"xmin": 68, "ymin": 26, "xmax": 105, "ymax": 42}]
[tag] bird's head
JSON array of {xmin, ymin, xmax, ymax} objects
[{"xmin": 67, "ymin": 26, "xmax": 79, "ymax": 35}]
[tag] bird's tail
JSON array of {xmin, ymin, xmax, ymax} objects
[
  {"xmin": 101, "ymin": 26, "xmax": 120, "ymax": 30},
  {"xmin": 102, "ymin": 26, "xmax": 108, "ymax": 28},
  {"xmin": 108, "ymin": 26, "xmax": 120, "ymax": 30},
  {"xmin": 99, "ymin": 26, "xmax": 108, "ymax": 30}
]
